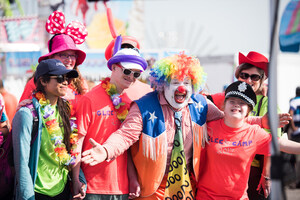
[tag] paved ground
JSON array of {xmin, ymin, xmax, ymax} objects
[{"xmin": 285, "ymin": 187, "xmax": 300, "ymax": 200}]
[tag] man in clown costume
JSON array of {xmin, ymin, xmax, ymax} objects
[{"xmin": 81, "ymin": 52, "xmax": 224, "ymax": 199}]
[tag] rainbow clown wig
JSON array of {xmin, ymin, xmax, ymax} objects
[{"xmin": 149, "ymin": 52, "xmax": 207, "ymax": 93}]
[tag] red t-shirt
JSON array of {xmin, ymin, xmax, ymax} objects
[
  {"xmin": 209, "ymin": 92, "xmax": 225, "ymax": 111},
  {"xmin": 196, "ymin": 119, "xmax": 271, "ymax": 200},
  {"xmin": 19, "ymin": 78, "xmax": 35, "ymax": 103},
  {"xmin": 76, "ymin": 84, "xmax": 131, "ymax": 194}
]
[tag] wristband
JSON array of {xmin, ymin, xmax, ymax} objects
[{"xmin": 262, "ymin": 174, "xmax": 271, "ymax": 181}]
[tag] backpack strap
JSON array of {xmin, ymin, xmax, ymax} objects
[
  {"xmin": 256, "ymin": 96, "xmax": 265, "ymax": 116},
  {"xmin": 25, "ymin": 103, "xmax": 39, "ymax": 146}
]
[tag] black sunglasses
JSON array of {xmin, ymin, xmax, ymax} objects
[
  {"xmin": 116, "ymin": 64, "xmax": 141, "ymax": 78},
  {"xmin": 49, "ymin": 75, "xmax": 70, "ymax": 84},
  {"xmin": 239, "ymin": 72, "xmax": 261, "ymax": 81}
]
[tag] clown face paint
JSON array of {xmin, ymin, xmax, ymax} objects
[{"xmin": 164, "ymin": 77, "xmax": 193, "ymax": 110}]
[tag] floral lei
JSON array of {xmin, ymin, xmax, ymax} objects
[
  {"xmin": 34, "ymin": 92, "xmax": 79, "ymax": 166},
  {"xmin": 101, "ymin": 77, "xmax": 130, "ymax": 121}
]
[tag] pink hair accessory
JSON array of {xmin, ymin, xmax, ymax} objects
[{"xmin": 46, "ymin": 11, "xmax": 88, "ymax": 44}]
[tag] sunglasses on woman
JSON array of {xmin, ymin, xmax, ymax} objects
[
  {"xmin": 239, "ymin": 72, "xmax": 261, "ymax": 81},
  {"xmin": 116, "ymin": 64, "xmax": 141, "ymax": 78},
  {"xmin": 50, "ymin": 75, "xmax": 71, "ymax": 84}
]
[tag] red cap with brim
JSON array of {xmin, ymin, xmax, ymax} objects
[
  {"xmin": 238, "ymin": 51, "xmax": 269, "ymax": 76},
  {"xmin": 38, "ymin": 34, "xmax": 86, "ymax": 65}
]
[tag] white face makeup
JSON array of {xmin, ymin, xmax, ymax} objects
[{"xmin": 164, "ymin": 76, "xmax": 193, "ymax": 110}]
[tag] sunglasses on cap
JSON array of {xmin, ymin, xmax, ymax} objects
[
  {"xmin": 49, "ymin": 75, "xmax": 71, "ymax": 84},
  {"xmin": 239, "ymin": 72, "xmax": 262, "ymax": 81},
  {"xmin": 116, "ymin": 64, "xmax": 141, "ymax": 78}
]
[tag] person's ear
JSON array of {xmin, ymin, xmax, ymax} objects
[
  {"xmin": 111, "ymin": 64, "xmax": 117, "ymax": 71},
  {"xmin": 40, "ymin": 77, "xmax": 47, "ymax": 86},
  {"xmin": 246, "ymin": 106, "xmax": 252, "ymax": 117}
]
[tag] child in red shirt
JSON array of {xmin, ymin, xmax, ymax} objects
[{"xmin": 196, "ymin": 81, "xmax": 271, "ymax": 199}]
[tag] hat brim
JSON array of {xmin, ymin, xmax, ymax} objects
[
  {"xmin": 49, "ymin": 69, "xmax": 79, "ymax": 79},
  {"xmin": 107, "ymin": 55, "xmax": 147, "ymax": 71},
  {"xmin": 238, "ymin": 52, "xmax": 268, "ymax": 77},
  {"xmin": 120, "ymin": 62, "xmax": 144, "ymax": 71},
  {"xmin": 225, "ymin": 92, "xmax": 256, "ymax": 109},
  {"xmin": 38, "ymin": 48, "xmax": 86, "ymax": 66},
  {"xmin": 66, "ymin": 70, "xmax": 79, "ymax": 79}
]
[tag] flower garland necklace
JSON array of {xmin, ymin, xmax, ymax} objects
[
  {"xmin": 34, "ymin": 92, "xmax": 79, "ymax": 166},
  {"xmin": 101, "ymin": 78, "xmax": 130, "ymax": 121}
]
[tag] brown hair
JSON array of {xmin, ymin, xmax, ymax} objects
[
  {"xmin": 70, "ymin": 65, "xmax": 86, "ymax": 95},
  {"xmin": 35, "ymin": 76, "xmax": 72, "ymax": 152}
]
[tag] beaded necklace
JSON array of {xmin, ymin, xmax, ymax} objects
[
  {"xmin": 101, "ymin": 77, "xmax": 130, "ymax": 121},
  {"xmin": 34, "ymin": 92, "xmax": 79, "ymax": 166}
]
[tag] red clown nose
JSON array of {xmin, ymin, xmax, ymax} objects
[{"xmin": 177, "ymin": 86, "xmax": 186, "ymax": 93}]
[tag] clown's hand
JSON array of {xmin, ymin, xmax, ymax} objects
[
  {"xmin": 261, "ymin": 113, "xmax": 292, "ymax": 129},
  {"xmin": 81, "ymin": 138, "xmax": 107, "ymax": 166}
]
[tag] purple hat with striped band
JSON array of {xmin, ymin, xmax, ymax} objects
[{"xmin": 107, "ymin": 48, "xmax": 147, "ymax": 71}]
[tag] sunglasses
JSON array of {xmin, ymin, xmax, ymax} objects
[
  {"xmin": 50, "ymin": 75, "xmax": 70, "ymax": 84},
  {"xmin": 239, "ymin": 72, "xmax": 262, "ymax": 81},
  {"xmin": 116, "ymin": 64, "xmax": 141, "ymax": 78}
]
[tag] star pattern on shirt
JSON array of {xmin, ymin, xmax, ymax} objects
[
  {"xmin": 149, "ymin": 111, "xmax": 157, "ymax": 123},
  {"xmin": 195, "ymin": 101, "xmax": 204, "ymax": 112}
]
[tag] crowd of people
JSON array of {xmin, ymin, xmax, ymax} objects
[{"xmin": 0, "ymin": 9, "xmax": 299, "ymax": 200}]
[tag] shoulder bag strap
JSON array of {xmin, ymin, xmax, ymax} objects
[{"xmin": 256, "ymin": 96, "xmax": 265, "ymax": 116}]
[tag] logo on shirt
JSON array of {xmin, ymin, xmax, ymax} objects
[
  {"xmin": 208, "ymin": 135, "xmax": 253, "ymax": 155},
  {"xmin": 96, "ymin": 109, "xmax": 114, "ymax": 116},
  {"xmin": 208, "ymin": 135, "xmax": 253, "ymax": 146}
]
